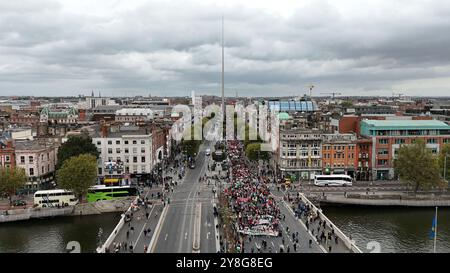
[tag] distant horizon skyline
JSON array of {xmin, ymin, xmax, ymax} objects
[{"xmin": 2, "ymin": 92, "xmax": 450, "ymax": 99}]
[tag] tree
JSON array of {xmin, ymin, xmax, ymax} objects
[
  {"xmin": 438, "ymin": 143, "xmax": 450, "ymax": 181},
  {"xmin": 394, "ymin": 140, "xmax": 447, "ymax": 193},
  {"xmin": 56, "ymin": 135, "xmax": 99, "ymax": 170},
  {"xmin": 341, "ymin": 101, "xmax": 354, "ymax": 108},
  {"xmin": 181, "ymin": 125, "xmax": 202, "ymax": 157},
  {"xmin": 245, "ymin": 143, "xmax": 270, "ymax": 162},
  {"xmin": 0, "ymin": 166, "xmax": 27, "ymax": 200},
  {"xmin": 56, "ymin": 154, "xmax": 98, "ymax": 202}
]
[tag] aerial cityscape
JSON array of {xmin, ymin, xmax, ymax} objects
[{"xmin": 1, "ymin": 0, "xmax": 449, "ymax": 266}]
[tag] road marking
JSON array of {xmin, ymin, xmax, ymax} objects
[
  {"xmin": 148, "ymin": 205, "xmax": 169, "ymax": 253},
  {"xmin": 134, "ymin": 205, "xmax": 156, "ymax": 250},
  {"xmin": 207, "ymin": 232, "xmax": 210, "ymax": 240},
  {"xmin": 165, "ymin": 234, "xmax": 168, "ymax": 241},
  {"xmin": 185, "ymin": 232, "xmax": 188, "ymax": 240}
]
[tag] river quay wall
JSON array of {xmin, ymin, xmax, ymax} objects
[
  {"xmin": 0, "ymin": 198, "xmax": 131, "ymax": 223},
  {"xmin": 318, "ymin": 194, "xmax": 450, "ymax": 207}
]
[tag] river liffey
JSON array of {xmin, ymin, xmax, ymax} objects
[
  {"xmin": 0, "ymin": 213, "xmax": 121, "ymax": 253},
  {"xmin": 323, "ymin": 206, "xmax": 450, "ymax": 253}
]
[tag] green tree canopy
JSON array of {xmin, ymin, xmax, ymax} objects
[
  {"xmin": 341, "ymin": 101, "xmax": 354, "ymax": 108},
  {"xmin": 0, "ymin": 166, "xmax": 27, "ymax": 197},
  {"xmin": 245, "ymin": 143, "xmax": 271, "ymax": 162},
  {"xmin": 439, "ymin": 143, "xmax": 450, "ymax": 181},
  {"xmin": 57, "ymin": 135, "xmax": 99, "ymax": 170},
  {"xmin": 180, "ymin": 125, "xmax": 201, "ymax": 157},
  {"xmin": 394, "ymin": 139, "xmax": 447, "ymax": 192},
  {"xmin": 56, "ymin": 154, "xmax": 98, "ymax": 202}
]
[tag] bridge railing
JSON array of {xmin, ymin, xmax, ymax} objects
[
  {"xmin": 298, "ymin": 193, "xmax": 363, "ymax": 253},
  {"xmin": 97, "ymin": 196, "xmax": 139, "ymax": 253}
]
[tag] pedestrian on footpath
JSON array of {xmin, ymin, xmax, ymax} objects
[
  {"xmin": 144, "ymin": 230, "xmax": 147, "ymax": 237},
  {"xmin": 309, "ymin": 239, "xmax": 312, "ymax": 248}
]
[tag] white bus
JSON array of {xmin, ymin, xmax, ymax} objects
[
  {"xmin": 34, "ymin": 189, "xmax": 78, "ymax": 208},
  {"xmin": 314, "ymin": 174, "xmax": 353, "ymax": 187}
]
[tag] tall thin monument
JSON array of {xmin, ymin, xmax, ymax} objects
[{"xmin": 221, "ymin": 15, "xmax": 225, "ymax": 119}]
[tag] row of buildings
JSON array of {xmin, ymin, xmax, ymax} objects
[
  {"xmin": 0, "ymin": 94, "xmax": 183, "ymax": 191},
  {"xmin": 274, "ymin": 97, "xmax": 450, "ymax": 181}
]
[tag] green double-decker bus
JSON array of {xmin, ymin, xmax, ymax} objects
[{"xmin": 87, "ymin": 185, "xmax": 138, "ymax": 202}]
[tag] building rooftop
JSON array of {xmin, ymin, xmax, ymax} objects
[
  {"xmin": 361, "ymin": 119, "xmax": 450, "ymax": 130},
  {"xmin": 268, "ymin": 100, "xmax": 318, "ymax": 112},
  {"xmin": 15, "ymin": 139, "xmax": 58, "ymax": 151}
]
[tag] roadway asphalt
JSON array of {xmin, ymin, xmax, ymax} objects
[
  {"xmin": 106, "ymin": 186, "xmax": 164, "ymax": 253},
  {"xmin": 151, "ymin": 141, "xmax": 219, "ymax": 253}
]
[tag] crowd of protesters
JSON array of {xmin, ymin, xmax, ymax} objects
[{"xmin": 224, "ymin": 140, "xmax": 281, "ymax": 237}]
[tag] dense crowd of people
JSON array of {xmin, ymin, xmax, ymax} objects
[{"xmin": 224, "ymin": 140, "xmax": 281, "ymax": 236}]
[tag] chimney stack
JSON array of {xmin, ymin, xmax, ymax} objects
[{"xmin": 101, "ymin": 123, "xmax": 109, "ymax": 138}]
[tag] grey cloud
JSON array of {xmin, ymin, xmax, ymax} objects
[{"xmin": 1, "ymin": 0, "xmax": 450, "ymax": 97}]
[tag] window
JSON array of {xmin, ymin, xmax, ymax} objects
[
  {"xmin": 378, "ymin": 139, "xmax": 389, "ymax": 144},
  {"xmin": 124, "ymin": 140, "xmax": 129, "ymax": 145},
  {"xmin": 377, "ymin": 159, "xmax": 388, "ymax": 166},
  {"xmin": 116, "ymin": 148, "xmax": 121, "ymax": 154},
  {"xmin": 444, "ymin": 139, "xmax": 450, "ymax": 144},
  {"xmin": 125, "ymin": 148, "xmax": 129, "ymax": 154},
  {"xmin": 132, "ymin": 148, "xmax": 137, "ymax": 154},
  {"xmin": 20, "ymin": 156, "xmax": 25, "ymax": 164},
  {"xmin": 141, "ymin": 140, "xmax": 145, "ymax": 145},
  {"xmin": 395, "ymin": 139, "xmax": 405, "ymax": 144},
  {"xmin": 133, "ymin": 140, "xmax": 137, "ymax": 145},
  {"xmin": 141, "ymin": 156, "xmax": 146, "ymax": 163},
  {"xmin": 29, "ymin": 168, "xmax": 34, "ymax": 176},
  {"xmin": 427, "ymin": 139, "xmax": 437, "ymax": 144},
  {"xmin": 108, "ymin": 140, "xmax": 112, "ymax": 145},
  {"xmin": 5, "ymin": 156, "xmax": 10, "ymax": 162},
  {"xmin": 29, "ymin": 156, "xmax": 33, "ymax": 163},
  {"xmin": 42, "ymin": 166, "xmax": 45, "ymax": 173},
  {"xmin": 378, "ymin": 149, "xmax": 389, "ymax": 155},
  {"xmin": 133, "ymin": 156, "xmax": 138, "ymax": 163},
  {"xmin": 141, "ymin": 148, "xmax": 146, "ymax": 154},
  {"xmin": 108, "ymin": 148, "xmax": 113, "ymax": 154},
  {"xmin": 116, "ymin": 140, "xmax": 120, "ymax": 145}
]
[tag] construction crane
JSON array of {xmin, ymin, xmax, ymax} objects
[
  {"xmin": 321, "ymin": 92, "xmax": 342, "ymax": 100},
  {"xmin": 305, "ymin": 84, "xmax": 315, "ymax": 97}
]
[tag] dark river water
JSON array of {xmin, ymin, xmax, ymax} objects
[
  {"xmin": 1, "ymin": 208, "xmax": 449, "ymax": 253},
  {"xmin": 323, "ymin": 206, "xmax": 450, "ymax": 253},
  {"xmin": 0, "ymin": 213, "xmax": 121, "ymax": 253}
]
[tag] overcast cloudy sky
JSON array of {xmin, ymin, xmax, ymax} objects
[{"xmin": 1, "ymin": 0, "xmax": 450, "ymax": 97}]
